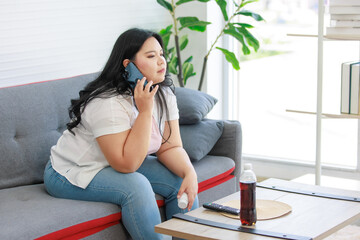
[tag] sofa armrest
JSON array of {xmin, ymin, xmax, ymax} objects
[{"xmin": 208, "ymin": 120, "xmax": 242, "ymax": 189}]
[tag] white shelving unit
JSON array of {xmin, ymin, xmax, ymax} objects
[
  {"xmin": 315, "ymin": 0, "xmax": 325, "ymax": 185},
  {"xmin": 288, "ymin": 0, "xmax": 360, "ymax": 185}
]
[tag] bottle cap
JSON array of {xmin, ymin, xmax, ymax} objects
[
  {"xmin": 178, "ymin": 199, "xmax": 187, "ymax": 209},
  {"xmin": 178, "ymin": 193, "xmax": 188, "ymax": 209},
  {"xmin": 244, "ymin": 163, "xmax": 252, "ymax": 170}
]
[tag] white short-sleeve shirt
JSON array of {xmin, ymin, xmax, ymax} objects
[{"xmin": 50, "ymin": 87, "xmax": 179, "ymax": 189}]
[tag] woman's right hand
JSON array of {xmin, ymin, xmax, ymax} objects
[{"xmin": 133, "ymin": 77, "xmax": 158, "ymax": 114}]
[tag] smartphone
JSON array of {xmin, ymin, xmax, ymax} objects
[{"xmin": 125, "ymin": 62, "xmax": 148, "ymax": 90}]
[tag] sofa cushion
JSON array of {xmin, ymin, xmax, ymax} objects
[
  {"xmin": 0, "ymin": 163, "xmax": 234, "ymax": 240},
  {"xmin": 0, "ymin": 184, "xmax": 122, "ymax": 240},
  {"xmin": 0, "ymin": 73, "xmax": 98, "ymax": 190},
  {"xmin": 180, "ymin": 119, "xmax": 224, "ymax": 161},
  {"xmin": 198, "ymin": 176, "xmax": 237, "ymax": 206},
  {"xmin": 192, "ymin": 155, "xmax": 235, "ymax": 192},
  {"xmin": 175, "ymin": 87, "xmax": 217, "ymax": 125}
]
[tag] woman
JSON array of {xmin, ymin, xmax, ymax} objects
[{"xmin": 44, "ymin": 28, "xmax": 199, "ymax": 240}]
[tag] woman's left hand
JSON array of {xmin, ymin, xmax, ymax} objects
[{"xmin": 177, "ymin": 170, "xmax": 198, "ymax": 211}]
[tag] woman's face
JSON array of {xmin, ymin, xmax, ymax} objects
[{"xmin": 133, "ymin": 37, "xmax": 166, "ymax": 84}]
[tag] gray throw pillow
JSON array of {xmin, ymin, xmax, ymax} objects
[
  {"xmin": 180, "ymin": 119, "xmax": 224, "ymax": 161},
  {"xmin": 175, "ymin": 87, "xmax": 218, "ymax": 125}
]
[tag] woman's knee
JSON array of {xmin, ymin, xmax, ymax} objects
[{"xmin": 124, "ymin": 173, "xmax": 156, "ymax": 202}]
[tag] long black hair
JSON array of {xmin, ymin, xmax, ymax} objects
[{"xmin": 67, "ymin": 28, "xmax": 174, "ymax": 142}]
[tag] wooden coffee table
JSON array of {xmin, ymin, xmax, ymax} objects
[{"xmin": 155, "ymin": 178, "xmax": 360, "ymax": 240}]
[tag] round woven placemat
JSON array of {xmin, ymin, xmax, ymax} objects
[{"xmin": 221, "ymin": 199, "xmax": 292, "ymax": 220}]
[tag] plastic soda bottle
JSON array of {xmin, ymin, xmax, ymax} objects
[{"xmin": 239, "ymin": 163, "xmax": 257, "ymax": 226}]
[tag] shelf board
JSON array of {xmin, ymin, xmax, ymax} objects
[
  {"xmin": 286, "ymin": 109, "xmax": 360, "ymax": 119},
  {"xmin": 287, "ymin": 33, "xmax": 360, "ymax": 41},
  {"xmin": 287, "ymin": 33, "xmax": 318, "ymax": 38},
  {"xmin": 325, "ymin": 34, "xmax": 360, "ymax": 41}
]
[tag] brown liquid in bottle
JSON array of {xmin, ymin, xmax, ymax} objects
[{"xmin": 240, "ymin": 181, "xmax": 257, "ymax": 226}]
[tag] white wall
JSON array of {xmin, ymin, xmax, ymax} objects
[
  {"xmin": 0, "ymin": 0, "xmax": 171, "ymax": 88},
  {"xmin": 0, "ymin": 0, "xmax": 226, "ymax": 119}
]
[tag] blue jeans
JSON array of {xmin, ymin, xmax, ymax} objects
[{"xmin": 44, "ymin": 155, "xmax": 199, "ymax": 240}]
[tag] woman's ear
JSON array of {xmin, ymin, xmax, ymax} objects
[{"xmin": 123, "ymin": 59, "xmax": 130, "ymax": 68}]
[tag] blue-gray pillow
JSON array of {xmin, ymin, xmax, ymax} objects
[
  {"xmin": 180, "ymin": 119, "xmax": 224, "ymax": 161},
  {"xmin": 175, "ymin": 87, "xmax": 217, "ymax": 125}
]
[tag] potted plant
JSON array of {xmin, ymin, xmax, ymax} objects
[{"xmin": 157, "ymin": 0, "xmax": 264, "ymax": 90}]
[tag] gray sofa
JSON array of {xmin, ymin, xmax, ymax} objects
[{"xmin": 0, "ymin": 72, "xmax": 242, "ymax": 239}]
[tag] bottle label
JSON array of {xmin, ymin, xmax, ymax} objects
[{"xmin": 240, "ymin": 181, "xmax": 257, "ymax": 226}]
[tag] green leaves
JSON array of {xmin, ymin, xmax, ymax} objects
[
  {"xmin": 232, "ymin": 22, "xmax": 254, "ymax": 29},
  {"xmin": 168, "ymin": 54, "xmax": 195, "ymax": 84},
  {"xmin": 157, "ymin": 0, "xmax": 173, "ymax": 11},
  {"xmin": 178, "ymin": 17, "xmax": 211, "ymax": 32},
  {"xmin": 176, "ymin": 0, "xmax": 210, "ymax": 6},
  {"xmin": 168, "ymin": 55, "xmax": 178, "ymax": 75},
  {"xmin": 224, "ymin": 27, "xmax": 249, "ymax": 55},
  {"xmin": 240, "ymin": 0, "xmax": 259, "ymax": 8},
  {"xmin": 238, "ymin": 26, "xmax": 259, "ymax": 52},
  {"xmin": 236, "ymin": 10, "xmax": 265, "ymax": 22},
  {"xmin": 216, "ymin": 47, "xmax": 240, "ymax": 70},
  {"xmin": 184, "ymin": 56, "xmax": 193, "ymax": 63},
  {"xmin": 179, "ymin": 35, "xmax": 189, "ymax": 50},
  {"xmin": 159, "ymin": 25, "xmax": 173, "ymax": 50},
  {"xmin": 216, "ymin": 0, "xmax": 228, "ymax": 21},
  {"xmin": 156, "ymin": 0, "xmax": 264, "ymax": 87},
  {"xmin": 224, "ymin": 23, "xmax": 260, "ymax": 55},
  {"xmin": 176, "ymin": 0, "xmax": 194, "ymax": 5},
  {"xmin": 182, "ymin": 62, "xmax": 196, "ymax": 85}
]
